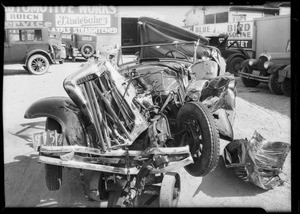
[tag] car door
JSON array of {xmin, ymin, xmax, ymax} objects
[{"xmin": 7, "ymin": 29, "xmax": 27, "ymax": 63}]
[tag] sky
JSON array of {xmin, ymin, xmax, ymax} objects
[{"xmin": 118, "ymin": 6, "xmax": 192, "ymax": 27}]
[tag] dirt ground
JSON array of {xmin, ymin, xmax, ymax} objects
[{"xmin": 2, "ymin": 61, "xmax": 291, "ymax": 211}]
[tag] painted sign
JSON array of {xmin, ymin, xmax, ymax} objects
[
  {"xmin": 193, "ymin": 21, "xmax": 253, "ymax": 49},
  {"xmin": 4, "ymin": 6, "xmax": 119, "ymax": 35}
]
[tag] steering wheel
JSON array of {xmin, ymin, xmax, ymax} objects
[{"xmin": 164, "ymin": 50, "xmax": 189, "ymax": 60}]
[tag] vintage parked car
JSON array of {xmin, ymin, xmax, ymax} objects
[
  {"xmin": 238, "ymin": 40, "xmax": 291, "ymax": 95},
  {"xmin": 24, "ymin": 17, "xmax": 236, "ymax": 207},
  {"xmin": 4, "ymin": 27, "xmax": 66, "ymax": 75},
  {"xmin": 63, "ymin": 33, "xmax": 99, "ymax": 61},
  {"xmin": 206, "ymin": 33, "xmax": 250, "ymax": 76}
]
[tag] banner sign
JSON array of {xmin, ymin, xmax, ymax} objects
[
  {"xmin": 4, "ymin": 6, "xmax": 119, "ymax": 35},
  {"xmin": 193, "ymin": 21, "xmax": 253, "ymax": 49}
]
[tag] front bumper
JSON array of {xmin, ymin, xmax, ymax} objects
[
  {"xmin": 238, "ymin": 69, "xmax": 269, "ymax": 83},
  {"xmin": 37, "ymin": 145, "xmax": 193, "ymax": 175}
]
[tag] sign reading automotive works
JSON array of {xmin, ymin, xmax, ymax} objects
[
  {"xmin": 4, "ymin": 6, "xmax": 118, "ymax": 35},
  {"xmin": 194, "ymin": 21, "xmax": 253, "ymax": 50}
]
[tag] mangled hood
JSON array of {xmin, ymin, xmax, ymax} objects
[{"xmin": 137, "ymin": 17, "xmax": 209, "ymax": 59}]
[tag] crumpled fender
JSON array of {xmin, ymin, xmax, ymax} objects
[
  {"xmin": 213, "ymin": 108, "xmax": 234, "ymax": 141},
  {"xmin": 278, "ymin": 64, "xmax": 291, "ymax": 82},
  {"xmin": 24, "ymin": 96, "xmax": 87, "ymax": 146}
]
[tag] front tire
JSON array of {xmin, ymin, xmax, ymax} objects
[
  {"xmin": 268, "ymin": 72, "xmax": 284, "ymax": 95},
  {"xmin": 44, "ymin": 118, "xmax": 62, "ymax": 191},
  {"xmin": 27, "ymin": 54, "xmax": 50, "ymax": 75},
  {"xmin": 176, "ymin": 102, "xmax": 220, "ymax": 177},
  {"xmin": 240, "ymin": 67, "xmax": 260, "ymax": 87},
  {"xmin": 281, "ymin": 78, "xmax": 291, "ymax": 97},
  {"xmin": 229, "ymin": 56, "xmax": 244, "ymax": 76}
]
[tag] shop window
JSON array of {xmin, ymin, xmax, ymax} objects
[
  {"xmin": 9, "ymin": 29, "xmax": 26, "ymax": 42},
  {"xmin": 216, "ymin": 12, "xmax": 229, "ymax": 23},
  {"xmin": 205, "ymin": 14, "xmax": 214, "ymax": 24}
]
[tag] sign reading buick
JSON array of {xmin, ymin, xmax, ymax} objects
[
  {"xmin": 194, "ymin": 21, "xmax": 253, "ymax": 49},
  {"xmin": 4, "ymin": 6, "xmax": 119, "ymax": 35}
]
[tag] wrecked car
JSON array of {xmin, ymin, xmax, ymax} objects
[{"xmin": 24, "ymin": 17, "xmax": 236, "ymax": 207}]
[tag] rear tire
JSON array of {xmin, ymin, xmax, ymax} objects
[
  {"xmin": 44, "ymin": 118, "xmax": 62, "ymax": 191},
  {"xmin": 27, "ymin": 54, "xmax": 50, "ymax": 75},
  {"xmin": 176, "ymin": 102, "xmax": 220, "ymax": 177},
  {"xmin": 268, "ymin": 72, "xmax": 284, "ymax": 95},
  {"xmin": 240, "ymin": 67, "xmax": 260, "ymax": 87}
]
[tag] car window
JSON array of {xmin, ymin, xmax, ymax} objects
[
  {"xmin": 27, "ymin": 30, "xmax": 43, "ymax": 41},
  {"xmin": 9, "ymin": 29, "xmax": 26, "ymax": 42}
]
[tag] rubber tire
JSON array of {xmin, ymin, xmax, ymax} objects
[
  {"xmin": 27, "ymin": 54, "xmax": 50, "ymax": 75},
  {"xmin": 89, "ymin": 172, "xmax": 108, "ymax": 201},
  {"xmin": 241, "ymin": 67, "xmax": 260, "ymax": 87},
  {"xmin": 159, "ymin": 172, "xmax": 180, "ymax": 207},
  {"xmin": 228, "ymin": 56, "xmax": 244, "ymax": 76},
  {"xmin": 44, "ymin": 118, "xmax": 62, "ymax": 191},
  {"xmin": 268, "ymin": 72, "xmax": 284, "ymax": 95},
  {"xmin": 281, "ymin": 78, "xmax": 291, "ymax": 97},
  {"xmin": 176, "ymin": 102, "xmax": 220, "ymax": 177},
  {"xmin": 81, "ymin": 44, "xmax": 94, "ymax": 58}
]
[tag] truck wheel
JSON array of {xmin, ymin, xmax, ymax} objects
[
  {"xmin": 241, "ymin": 67, "xmax": 260, "ymax": 87},
  {"xmin": 281, "ymin": 78, "xmax": 291, "ymax": 97},
  {"xmin": 81, "ymin": 44, "xmax": 94, "ymax": 58},
  {"xmin": 268, "ymin": 72, "xmax": 284, "ymax": 95},
  {"xmin": 27, "ymin": 54, "xmax": 50, "ymax": 75},
  {"xmin": 229, "ymin": 56, "xmax": 244, "ymax": 76},
  {"xmin": 159, "ymin": 172, "xmax": 180, "ymax": 207},
  {"xmin": 176, "ymin": 102, "xmax": 220, "ymax": 177},
  {"xmin": 44, "ymin": 118, "xmax": 62, "ymax": 191}
]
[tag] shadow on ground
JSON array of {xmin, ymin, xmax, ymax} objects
[
  {"xmin": 193, "ymin": 158, "xmax": 267, "ymax": 198},
  {"xmin": 235, "ymin": 77, "xmax": 291, "ymax": 118},
  {"xmin": 3, "ymin": 68, "xmax": 30, "ymax": 76}
]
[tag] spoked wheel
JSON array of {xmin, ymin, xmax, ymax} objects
[
  {"xmin": 268, "ymin": 72, "xmax": 284, "ymax": 95},
  {"xmin": 44, "ymin": 118, "xmax": 62, "ymax": 191},
  {"xmin": 27, "ymin": 54, "xmax": 50, "ymax": 75},
  {"xmin": 159, "ymin": 172, "xmax": 180, "ymax": 207},
  {"xmin": 176, "ymin": 102, "xmax": 220, "ymax": 177},
  {"xmin": 81, "ymin": 44, "xmax": 94, "ymax": 58}
]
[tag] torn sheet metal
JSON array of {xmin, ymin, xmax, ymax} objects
[{"xmin": 224, "ymin": 131, "xmax": 290, "ymax": 190}]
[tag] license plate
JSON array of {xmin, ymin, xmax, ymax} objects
[
  {"xmin": 252, "ymin": 70, "xmax": 260, "ymax": 76},
  {"xmin": 32, "ymin": 130, "xmax": 64, "ymax": 151}
]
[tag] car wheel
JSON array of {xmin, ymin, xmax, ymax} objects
[
  {"xmin": 81, "ymin": 44, "xmax": 94, "ymax": 58},
  {"xmin": 159, "ymin": 172, "xmax": 180, "ymax": 207},
  {"xmin": 268, "ymin": 72, "xmax": 284, "ymax": 95},
  {"xmin": 44, "ymin": 118, "xmax": 62, "ymax": 191},
  {"xmin": 281, "ymin": 78, "xmax": 291, "ymax": 97},
  {"xmin": 176, "ymin": 102, "xmax": 220, "ymax": 177},
  {"xmin": 241, "ymin": 67, "xmax": 260, "ymax": 87},
  {"xmin": 229, "ymin": 56, "xmax": 244, "ymax": 76},
  {"xmin": 27, "ymin": 54, "xmax": 50, "ymax": 75}
]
